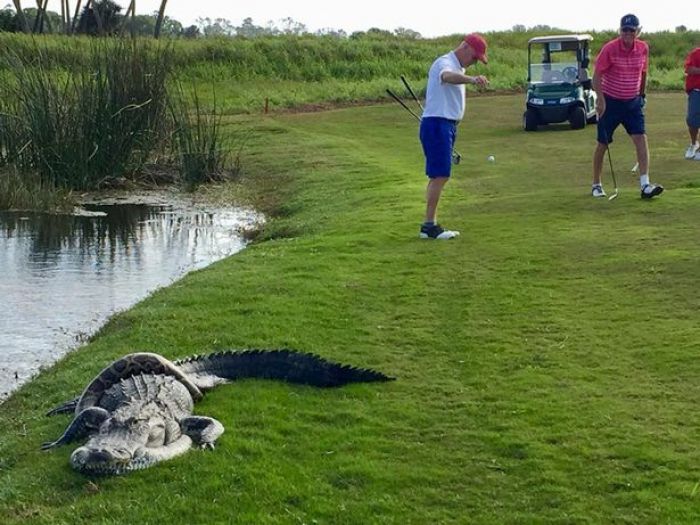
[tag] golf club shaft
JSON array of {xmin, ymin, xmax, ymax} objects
[
  {"xmin": 400, "ymin": 75, "xmax": 425, "ymax": 112},
  {"xmin": 386, "ymin": 89, "xmax": 422, "ymax": 122},
  {"xmin": 386, "ymin": 88, "xmax": 463, "ymax": 162},
  {"xmin": 606, "ymin": 144, "xmax": 618, "ymax": 189},
  {"xmin": 602, "ymin": 125, "xmax": 618, "ymax": 192}
]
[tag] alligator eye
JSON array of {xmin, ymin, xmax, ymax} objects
[{"xmin": 126, "ymin": 416, "xmax": 148, "ymax": 427}]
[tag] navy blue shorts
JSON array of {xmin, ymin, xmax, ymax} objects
[
  {"xmin": 686, "ymin": 89, "xmax": 700, "ymax": 129},
  {"xmin": 419, "ymin": 117, "xmax": 457, "ymax": 178},
  {"xmin": 597, "ymin": 95, "xmax": 645, "ymax": 144}
]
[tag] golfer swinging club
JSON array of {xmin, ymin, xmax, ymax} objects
[
  {"xmin": 419, "ymin": 34, "xmax": 489, "ymax": 240},
  {"xmin": 591, "ymin": 14, "xmax": 663, "ymax": 199}
]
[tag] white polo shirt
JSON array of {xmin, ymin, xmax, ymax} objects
[{"xmin": 422, "ymin": 51, "xmax": 465, "ymax": 121}]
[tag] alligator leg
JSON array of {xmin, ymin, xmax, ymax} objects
[
  {"xmin": 41, "ymin": 407, "xmax": 109, "ymax": 450},
  {"xmin": 131, "ymin": 434, "xmax": 193, "ymax": 467},
  {"xmin": 45, "ymin": 396, "xmax": 79, "ymax": 416},
  {"xmin": 180, "ymin": 416, "xmax": 225, "ymax": 449}
]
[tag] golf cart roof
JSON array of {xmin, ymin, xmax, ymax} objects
[{"xmin": 528, "ymin": 34, "xmax": 593, "ymax": 45}]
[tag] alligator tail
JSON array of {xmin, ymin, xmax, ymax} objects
[{"xmin": 174, "ymin": 349, "xmax": 394, "ymax": 388}]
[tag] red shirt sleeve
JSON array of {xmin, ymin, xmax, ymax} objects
[
  {"xmin": 686, "ymin": 49, "xmax": 700, "ymax": 72},
  {"xmin": 595, "ymin": 42, "xmax": 612, "ymax": 74},
  {"xmin": 642, "ymin": 41, "xmax": 649, "ymax": 73}
]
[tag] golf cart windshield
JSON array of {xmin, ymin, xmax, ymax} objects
[
  {"xmin": 530, "ymin": 60, "xmax": 580, "ymax": 84},
  {"xmin": 528, "ymin": 37, "xmax": 590, "ymax": 84}
]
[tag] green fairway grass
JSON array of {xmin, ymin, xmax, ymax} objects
[{"xmin": 1, "ymin": 92, "xmax": 700, "ymax": 524}]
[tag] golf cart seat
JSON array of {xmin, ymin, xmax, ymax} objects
[
  {"xmin": 542, "ymin": 70, "xmax": 564, "ymax": 82},
  {"xmin": 579, "ymin": 58, "xmax": 592, "ymax": 89}
]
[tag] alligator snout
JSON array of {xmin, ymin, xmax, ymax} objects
[{"xmin": 70, "ymin": 446, "xmax": 132, "ymax": 473}]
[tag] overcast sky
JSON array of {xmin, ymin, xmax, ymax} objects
[{"xmin": 36, "ymin": 1, "xmax": 700, "ymax": 37}]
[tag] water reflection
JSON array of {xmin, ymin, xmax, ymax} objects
[{"xmin": 0, "ymin": 202, "xmax": 260, "ymax": 400}]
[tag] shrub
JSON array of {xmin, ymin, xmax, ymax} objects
[{"xmin": 168, "ymin": 84, "xmax": 239, "ymax": 189}]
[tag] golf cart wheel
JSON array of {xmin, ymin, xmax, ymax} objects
[
  {"xmin": 523, "ymin": 109, "xmax": 538, "ymax": 132},
  {"xmin": 570, "ymin": 106, "xmax": 586, "ymax": 130}
]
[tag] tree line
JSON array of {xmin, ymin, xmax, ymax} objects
[
  {"xmin": 1, "ymin": 1, "xmax": 191, "ymax": 36},
  {"xmin": 0, "ymin": 1, "xmax": 423, "ymax": 39}
]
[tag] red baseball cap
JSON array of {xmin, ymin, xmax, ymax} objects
[{"xmin": 464, "ymin": 33, "xmax": 488, "ymax": 64}]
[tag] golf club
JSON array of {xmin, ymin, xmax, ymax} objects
[
  {"xmin": 386, "ymin": 88, "xmax": 421, "ymax": 122},
  {"xmin": 401, "ymin": 76, "xmax": 462, "ymax": 165},
  {"xmin": 400, "ymin": 75, "xmax": 425, "ymax": 112},
  {"xmin": 386, "ymin": 86, "xmax": 462, "ymax": 165},
  {"xmin": 604, "ymin": 142, "xmax": 618, "ymax": 201},
  {"xmin": 601, "ymin": 125, "xmax": 618, "ymax": 201}
]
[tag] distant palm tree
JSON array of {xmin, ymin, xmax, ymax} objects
[
  {"xmin": 76, "ymin": 0, "xmax": 121, "ymax": 35},
  {"xmin": 11, "ymin": 0, "xmax": 30, "ymax": 32},
  {"xmin": 154, "ymin": 0, "xmax": 167, "ymax": 38}
]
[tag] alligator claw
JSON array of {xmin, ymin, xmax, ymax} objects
[
  {"xmin": 46, "ymin": 398, "xmax": 79, "ymax": 416},
  {"xmin": 41, "ymin": 441, "xmax": 59, "ymax": 450}
]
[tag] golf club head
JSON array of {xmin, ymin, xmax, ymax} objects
[
  {"xmin": 608, "ymin": 190, "xmax": 619, "ymax": 201},
  {"xmin": 452, "ymin": 153, "xmax": 461, "ymax": 165}
]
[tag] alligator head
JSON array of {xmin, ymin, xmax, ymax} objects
[{"xmin": 70, "ymin": 402, "xmax": 191, "ymax": 475}]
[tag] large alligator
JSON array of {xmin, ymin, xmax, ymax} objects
[{"xmin": 42, "ymin": 349, "xmax": 393, "ymax": 475}]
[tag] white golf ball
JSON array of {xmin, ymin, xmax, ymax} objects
[{"xmin": 487, "ymin": 155, "xmax": 495, "ymax": 162}]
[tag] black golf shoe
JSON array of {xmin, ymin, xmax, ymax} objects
[{"xmin": 641, "ymin": 184, "xmax": 664, "ymax": 199}]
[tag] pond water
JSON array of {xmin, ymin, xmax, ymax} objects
[{"xmin": 0, "ymin": 197, "xmax": 261, "ymax": 401}]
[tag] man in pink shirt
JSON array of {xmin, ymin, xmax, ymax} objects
[
  {"xmin": 683, "ymin": 46, "xmax": 700, "ymax": 159},
  {"xmin": 591, "ymin": 14, "xmax": 663, "ymax": 199}
]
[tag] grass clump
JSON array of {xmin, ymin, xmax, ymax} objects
[
  {"xmin": 0, "ymin": 38, "xmax": 237, "ymax": 209},
  {"xmin": 168, "ymin": 85, "xmax": 239, "ymax": 189},
  {"xmin": 0, "ymin": 169, "xmax": 72, "ymax": 211},
  {"xmin": 0, "ymin": 39, "xmax": 172, "ymax": 191}
]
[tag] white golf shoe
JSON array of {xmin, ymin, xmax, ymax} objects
[
  {"xmin": 686, "ymin": 143, "xmax": 700, "ymax": 159},
  {"xmin": 591, "ymin": 185, "xmax": 606, "ymax": 198}
]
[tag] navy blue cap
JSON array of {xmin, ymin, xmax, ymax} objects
[{"xmin": 620, "ymin": 14, "xmax": 640, "ymax": 29}]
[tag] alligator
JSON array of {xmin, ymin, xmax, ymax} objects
[{"xmin": 42, "ymin": 349, "xmax": 393, "ymax": 475}]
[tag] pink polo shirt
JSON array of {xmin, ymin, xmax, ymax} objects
[
  {"xmin": 684, "ymin": 47, "xmax": 700, "ymax": 92},
  {"xmin": 594, "ymin": 37, "xmax": 648, "ymax": 100}
]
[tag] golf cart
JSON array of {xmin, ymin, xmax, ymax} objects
[{"xmin": 523, "ymin": 34, "xmax": 597, "ymax": 131}]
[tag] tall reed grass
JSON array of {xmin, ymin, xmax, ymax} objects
[
  {"xmin": 168, "ymin": 84, "xmax": 237, "ymax": 189},
  {"xmin": 0, "ymin": 37, "xmax": 240, "ymax": 210},
  {"xmin": 0, "ymin": 168, "xmax": 73, "ymax": 211},
  {"xmin": 0, "ymin": 39, "xmax": 172, "ymax": 190}
]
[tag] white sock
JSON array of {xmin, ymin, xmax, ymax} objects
[{"xmin": 640, "ymin": 174, "xmax": 650, "ymax": 189}]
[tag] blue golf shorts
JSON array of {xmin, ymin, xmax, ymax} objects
[
  {"xmin": 419, "ymin": 117, "xmax": 457, "ymax": 178},
  {"xmin": 686, "ymin": 89, "xmax": 700, "ymax": 129},
  {"xmin": 597, "ymin": 95, "xmax": 645, "ymax": 144}
]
